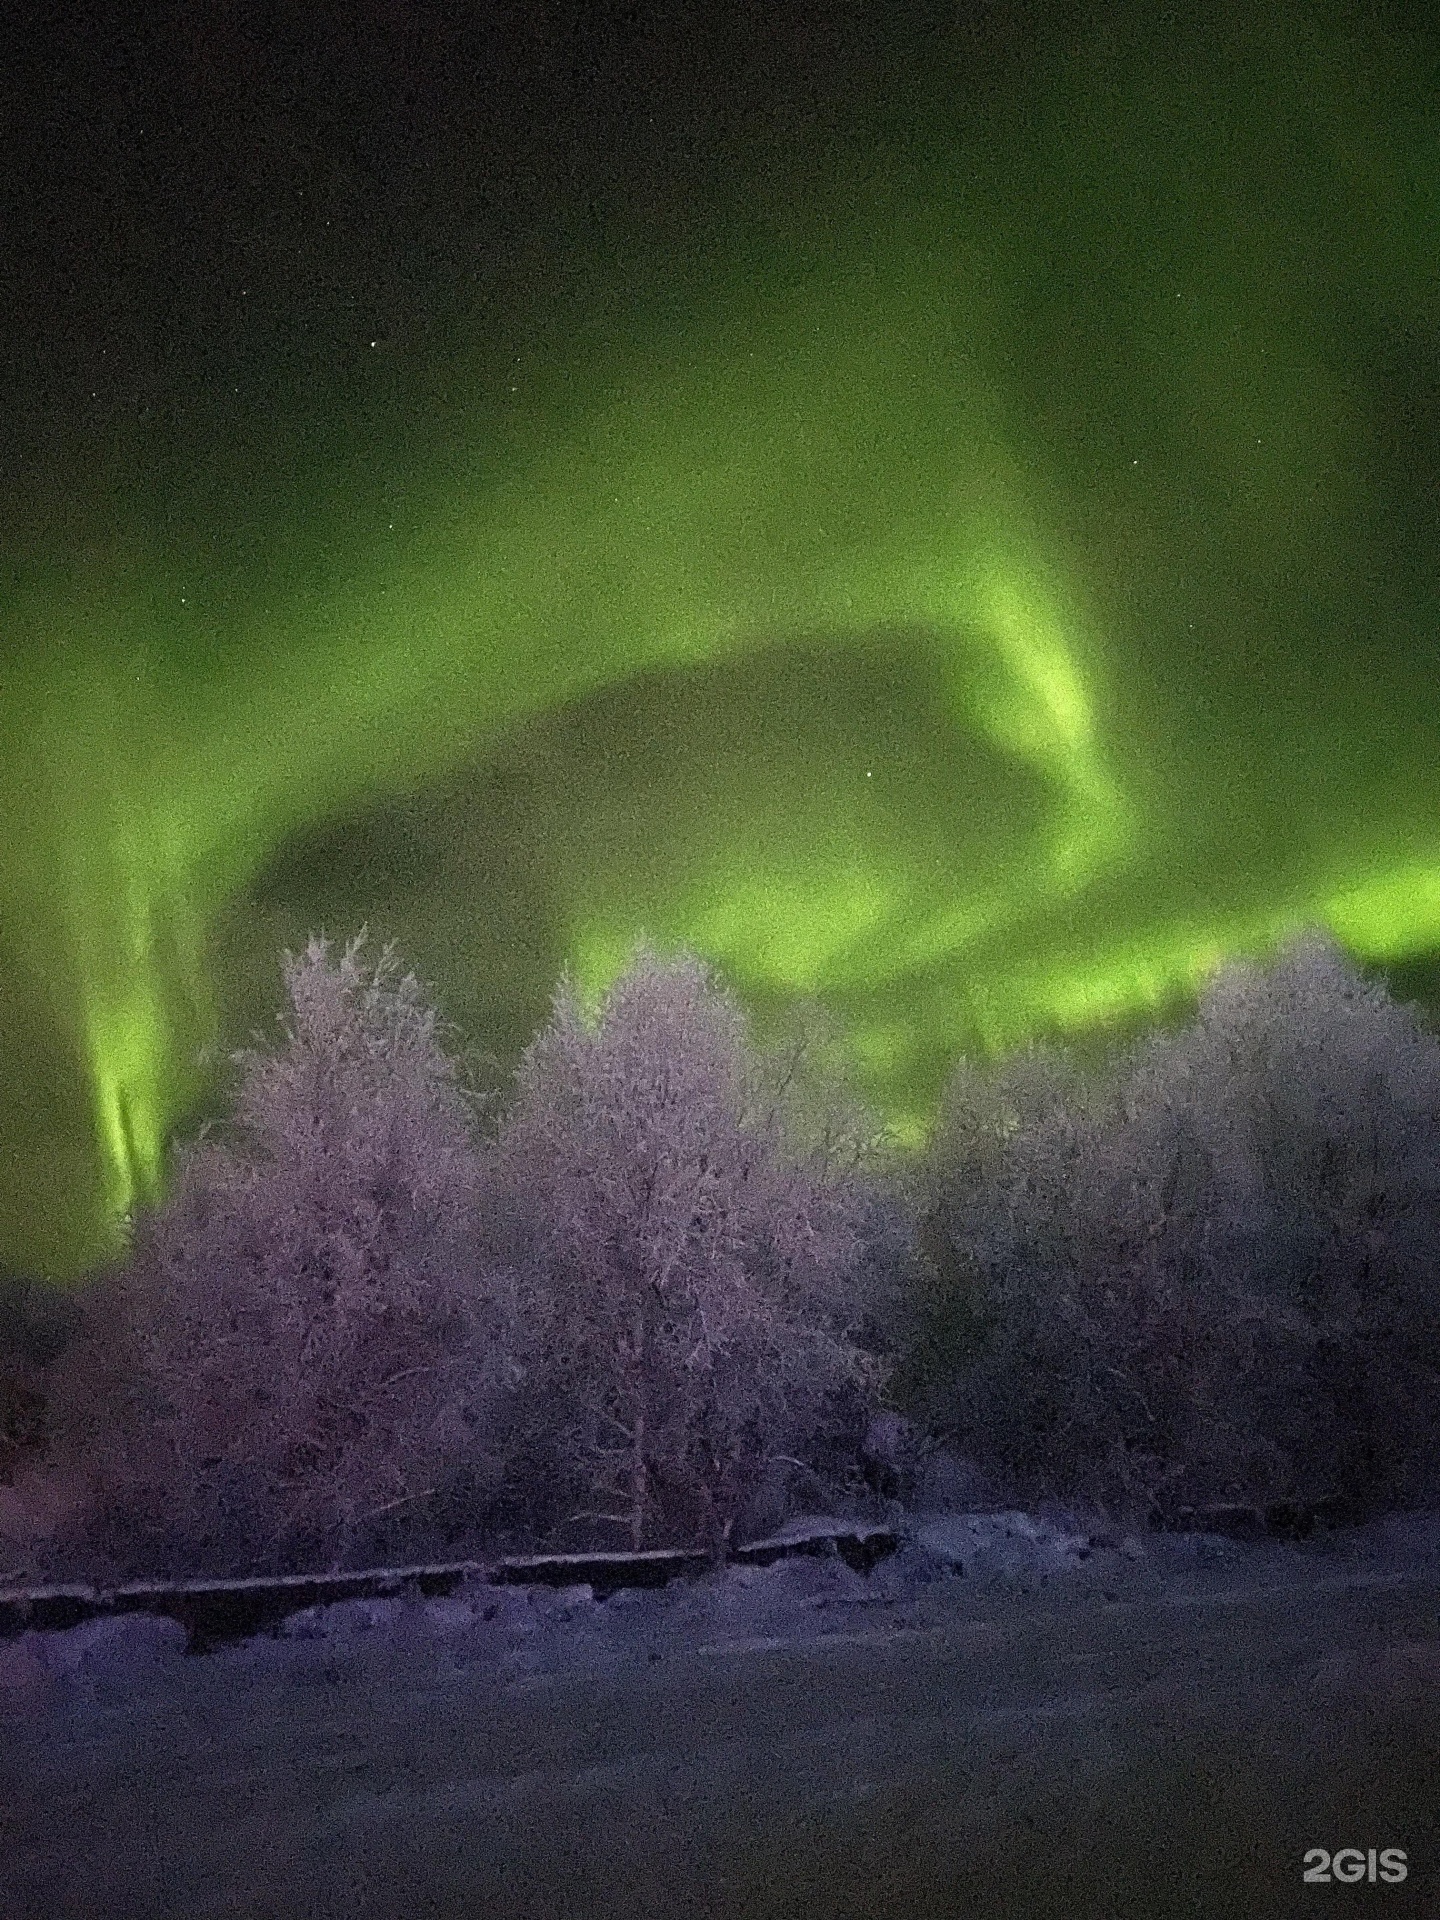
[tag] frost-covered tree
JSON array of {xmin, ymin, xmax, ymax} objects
[
  {"xmin": 493, "ymin": 947, "xmax": 887, "ymax": 1556},
  {"xmin": 918, "ymin": 936, "xmax": 1440, "ymax": 1522},
  {"xmin": 1183, "ymin": 935, "xmax": 1440, "ymax": 1505},
  {"xmin": 913, "ymin": 1039, "xmax": 1268, "ymax": 1520},
  {"xmin": 44, "ymin": 932, "xmax": 530, "ymax": 1578}
]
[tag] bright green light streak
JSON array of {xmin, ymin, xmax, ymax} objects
[{"xmin": 1322, "ymin": 862, "xmax": 1440, "ymax": 959}]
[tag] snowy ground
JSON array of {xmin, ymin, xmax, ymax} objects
[{"xmin": 2, "ymin": 1505, "xmax": 1437, "ymax": 1918}]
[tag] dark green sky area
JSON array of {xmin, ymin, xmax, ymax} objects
[{"xmin": 2, "ymin": 1, "xmax": 1439, "ymax": 1277}]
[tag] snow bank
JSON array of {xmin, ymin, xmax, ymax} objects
[
  {"xmin": 0, "ymin": 1610, "xmax": 188, "ymax": 1703},
  {"xmin": 276, "ymin": 1595, "xmax": 414, "ymax": 1640},
  {"xmin": 211, "ymin": 1513, "xmax": 1120, "ymax": 1669},
  {"xmin": 903, "ymin": 1510, "xmax": 1102, "ymax": 1582}
]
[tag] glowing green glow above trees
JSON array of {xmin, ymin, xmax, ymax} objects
[
  {"xmin": 2, "ymin": 1, "xmax": 1438, "ymax": 1276},
  {"xmin": 1324, "ymin": 865, "xmax": 1440, "ymax": 958}
]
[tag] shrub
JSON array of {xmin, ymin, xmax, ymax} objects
[
  {"xmin": 490, "ymin": 946, "xmax": 889, "ymax": 1556},
  {"xmin": 42, "ymin": 932, "xmax": 531, "ymax": 1580}
]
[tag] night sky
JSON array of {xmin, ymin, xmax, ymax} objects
[{"xmin": 2, "ymin": 1, "xmax": 1438, "ymax": 1279}]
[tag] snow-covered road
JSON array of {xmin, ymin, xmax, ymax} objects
[{"xmin": 3, "ymin": 1510, "xmax": 1437, "ymax": 1918}]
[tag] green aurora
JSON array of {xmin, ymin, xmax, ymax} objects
[{"xmin": 2, "ymin": 3, "xmax": 1439, "ymax": 1277}]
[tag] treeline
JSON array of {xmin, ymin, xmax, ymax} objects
[{"xmin": 2, "ymin": 930, "xmax": 1438, "ymax": 1583}]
